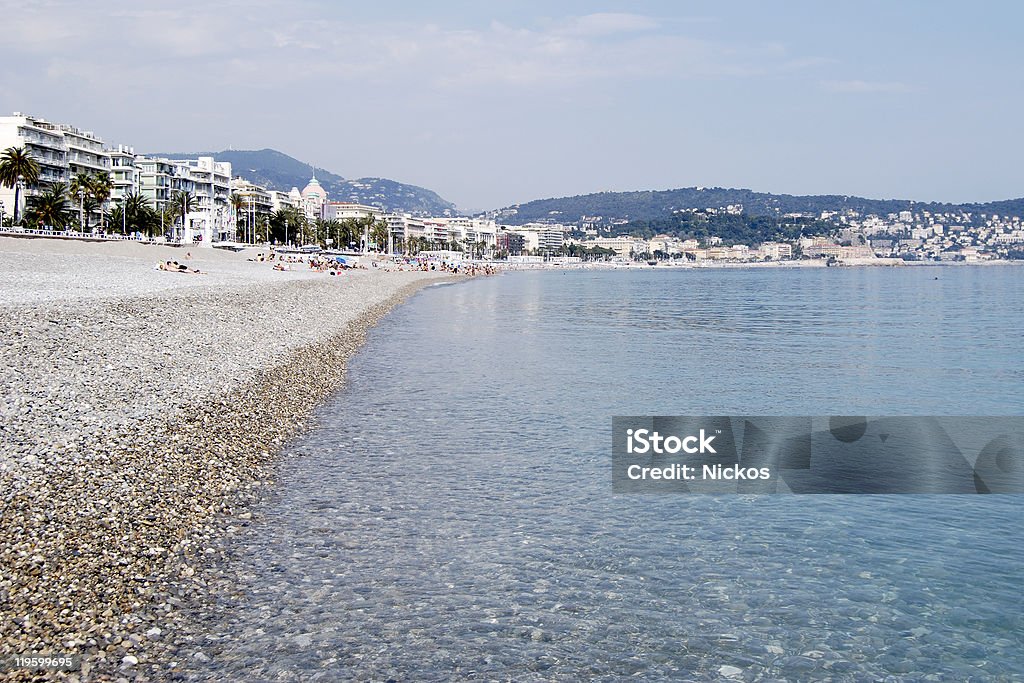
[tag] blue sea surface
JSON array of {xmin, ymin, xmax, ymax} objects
[{"xmin": 187, "ymin": 266, "xmax": 1024, "ymax": 681}]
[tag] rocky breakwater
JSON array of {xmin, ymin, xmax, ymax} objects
[{"xmin": 0, "ymin": 269, "xmax": 453, "ymax": 681}]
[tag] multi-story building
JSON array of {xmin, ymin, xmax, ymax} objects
[
  {"xmin": 268, "ymin": 190, "xmax": 297, "ymax": 213},
  {"xmin": 590, "ymin": 236, "xmax": 639, "ymax": 258},
  {"xmin": 105, "ymin": 145, "xmax": 138, "ymax": 206},
  {"xmin": 0, "ymin": 113, "xmax": 69, "ymax": 219},
  {"xmin": 422, "ymin": 218, "xmax": 450, "ymax": 247},
  {"xmin": 139, "ymin": 156, "xmax": 231, "ymax": 243},
  {"xmin": 472, "ymin": 218, "xmax": 497, "ymax": 249},
  {"xmin": 138, "ymin": 156, "xmax": 180, "ymax": 214},
  {"xmin": 496, "ymin": 230, "xmax": 526, "ymax": 256},
  {"xmin": 759, "ymin": 242, "xmax": 793, "ymax": 260},
  {"xmin": 138, "ymin": 155, "xmax": 233, "ymax": 242},
  {"xmin": 517, "ymin": 223, "xmax": 566, "ymax": 252},
  {"xmin": 231, "ymin": 177, "xmax": 273, "ymax": 242},
  {"xmin": 440, "ymin": 218, "xmax": 495, "ymax": 254},
  {"xmin": 60, "ymin": 124, "xmax": 109, "ymax": 180},
  {"xmin": 326, "ymin": 201, "xmax": 380, "ymax": 222},
  {"xmin": 383, "ymin": 213, "xmax": 426, "ymax": 253},
  {"xmin": 173, "ymin": 156, "xmax": 232, "ymax": 242}
]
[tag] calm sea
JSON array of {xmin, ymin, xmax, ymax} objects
[{"xmin": 185, "ymin": 266, "xmax": 1024, "ymax": 681}]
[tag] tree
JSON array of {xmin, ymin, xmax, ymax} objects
[
  {"xmin": 0, "ymin": 146, "xmax": 41, "ymax": 224},
  {"xmin": 25, "ymin": 182, "xmax": 71, "ymax": 229},
  {"xmin": 109, "ymin": 204, "xmax": 124, "ymax": 234},
  {"xmin": 171, "ymin": 190, "xmax": 197, "ymax": 238},
  {"xmin": 370, "ymin": 218, "xmax": 389, "ymax": 252},
  {"xmin": 69, "ymin": 173, "xmax": 104, "ymax": 231},
  {"xmin": 334, "ymin": 218, "xmax": 353, "ymax": 249},
  {"xmin": 230, "ymin": 192, "xmax": 246, "ymax": 241},
  {"xmin": 123, "ymin": 191, "xmax": 159, "ymax": 237},
  {"xmin": 90, "ymin": 172, "xmax": 113, "ymax": 230}
]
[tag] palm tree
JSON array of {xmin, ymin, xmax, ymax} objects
[
  {"xmin": 159, "ymin": 202, "xmax": 179, "ymax": 235},
  {"xmin": 320, "ymin": 218, "xmax": 342, "ymax": 247},
  {"xmin": 230, "ymin": 192, "xmax": 246, "ymax": 242},
  {"xmin": 25, "ymin": 182, "xmax": 71, "ymax": 229},
  {"xmin": 371, "ymin": 218, "xmax": 390, "ymax": 253},
  {"xmin": 123, "ymin": 191, "xmax": 154, "ymax": 236},
  {"xmin": 69, "ymin": 172, "xmax": 115, "ymax": 231},
  {"xmin": 90, "ymin": 172, "xmax": 113, "ymax": 230},
  {"xmin": 109, "ymin": 204, "xmax": 124, "ymax": 234},
  {"xmin": 172, "ymin": 190, "xmax": 196, "ymax": 239},
  {"xmin": 69, "ymin": 173, "xmax": 93, "ymax": 230},
  {"xmin": 0, "ymin": 146, "xmax": 41, "ymax": 224},
  {"xmin": 338, "ymin": 218, "xmax": 358, "ymax": 250}
]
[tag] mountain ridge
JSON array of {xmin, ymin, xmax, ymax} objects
[
  {"xmin": 144, "ymin": 148, "xmax": 457, "ymax": 216},
  {"xmin": 493, "ymin": 187, "xmax": 1024, "ymax": 224}
]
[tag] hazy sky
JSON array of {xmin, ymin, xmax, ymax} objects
[{"xmin": 2, "ymin": 1, "xmax": 1022, "ymax": 210}]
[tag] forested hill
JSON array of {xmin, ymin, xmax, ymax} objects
[{"xmin": 495, "ymin": 187, "xmax": 1024, "ymax": 224}]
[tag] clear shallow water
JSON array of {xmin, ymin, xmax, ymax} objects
[{"xmin": 186, "ymin": 267, "xmax": 1024, "ymax": 681}]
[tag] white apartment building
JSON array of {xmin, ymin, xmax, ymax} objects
[
  {"xmin": 0, "ymin": 113, "xmax": 132, "ymax": 227},
  {"xmin": 137, "ymin": 156, "xmax": 193, "ymax": 215},
  {"xmin": 448, "ymin": 217, "xmax": 498, "ymax": 249},
  {"xmin": 423, "ymin": 218, "xmax": 450, "ymax": 246},
  {"xmin": 384, "ymin": 213, "xmax": 426, "ymax": 252},
  {"xmin": 326, "ymin": 201, "xmax": 380, "ymax": 222},
  {"xmin": 590, "ymin": 236, "xmax": 640, "ymax": 258},
  {"xmin": 759, "ymin": 242, "xmax": 793, "ymax": 260},
  {"xmin": 136, "ymin": 155, "xmax": 232, "ymax": 243},
  {"xmin": 170, "ymin": 156, "xmax": 233, "ymax": 243},
  {"xmin": 472, "ymin": 218, "xmax": 497, "ymax": 248},
  {"xmin": 232, "ymin": 177, "xmax": 273, "ymax": 242},
  {"xmin": 0, "ymin": 113, "xmax": 69, "ymax": 220},
  {"xmin": 518, "ymin": 222, "xmax": 566, "ymax": 252},
  {"xmin": 60, "ymin": 124, "xmax": 109, "ymax": 180},
  {"xmin": 105, "ymin": 145, "xmax": 138, "ymax": 205},
  {"xmin": 268, "ymin": 190, "xmax": 297, "ymax": 213}
]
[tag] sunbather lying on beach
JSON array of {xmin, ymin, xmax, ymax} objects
[{"xmin": 158, "ymin": 260, "xmax": 201, "ymax": 274}]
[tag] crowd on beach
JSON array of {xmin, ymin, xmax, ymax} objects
[{"xmin": 155, "ymin": 247, "xmax": 501, "ymax": 278}]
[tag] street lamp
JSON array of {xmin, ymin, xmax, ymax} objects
[
  {"xmin": 77, "ymin": 188, "xmax": 85, "ymax": 232},
  {"xmin": 15, "ymin": 174, "xmax": 24, "ymax": 225},
  {"xmin": 122, "ymin": 194, "xmax": 127, "ymax": 235},
  {"xmin": 284, "ymin": 218, "xmax": 288, "ymax": 248}
]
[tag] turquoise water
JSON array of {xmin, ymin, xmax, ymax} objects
[{"xmin": 186, "ymin": 266, "xmax": 1024, "ymax": 681}]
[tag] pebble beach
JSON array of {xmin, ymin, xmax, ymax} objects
[{"xmin": 0, "ymin": 237, "xmax": 454, "ymax": 681}]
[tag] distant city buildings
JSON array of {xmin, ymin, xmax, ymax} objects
[{"xmin": 2, "ymin": 109, "xmax": 1023, "ymax": 260}]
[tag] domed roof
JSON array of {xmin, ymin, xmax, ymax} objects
[{"xmin": 301, "ymin": 172, "xmax": 327, "ymax": 201}]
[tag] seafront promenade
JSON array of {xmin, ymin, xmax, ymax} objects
[{"xmin": 0, "ymin": 237, "xmax": 453, "ymax": 680}]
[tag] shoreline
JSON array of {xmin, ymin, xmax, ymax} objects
[{"xmin": 0, "ymin": 240, "xmax": 457, "ymax": 680}]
